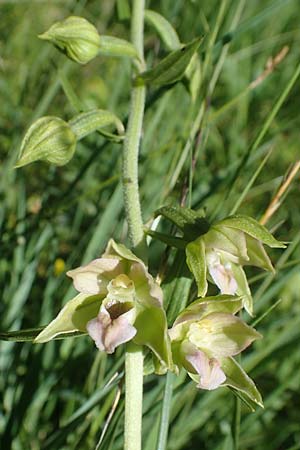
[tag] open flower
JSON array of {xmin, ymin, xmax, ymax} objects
[
  {"xmin": 35, "ymin": 240, "xmax": 172, "ymax": 370},
  {"xmin": 169, "ymin": 295, "xmax": 263, "ymax": 406},
  {"xmin": 186, "ymin": 215, "xmax": 285, "ymax": 314}
]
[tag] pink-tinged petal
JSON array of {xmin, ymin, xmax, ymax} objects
[
  {"xmin": 86, "ymin": 309, "xmax": 110, "ymax": 351},
  {"xmin": 103, "ymin": 311, "xmax": 137, "ymax": 353},
  {"xmin": 67, "ymin": 257, "xmax": 122, "ymax": 295},
  {"xmin": 186, "ymin": 349, "xmax": 226, "ymax": 390},
  {"xmin": 86, "ymin": 307, "xmax": 136, "ymax": 354},
  {"xmin": 207, "ymin": 251, "xmax": 238, "ymax": 295}
]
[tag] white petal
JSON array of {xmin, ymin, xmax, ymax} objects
[{"xmin": 67, "ymin": 257, "xmax": 122, "ymax": 294}]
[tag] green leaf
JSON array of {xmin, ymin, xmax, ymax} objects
[
  {"xmin": 217, "ymin": 215, "xmax": 286, "ymax": 248},
  {"xmin": 69, "ymin": 109, "xmax": 124, "ymax": 140},
  {"xmin": 99, "ymin": 35, "xmax": 139, "ymax": 60},
  {"xmin": 185, "ymin": 52, "xmax": 201, "ymax": 102},
  {"xmin": 163, "ymin": 250, "xmax": 193, "ymax": 326},
  {"xmin": 186, "ymin": 237, "xmax": 207, "ymax": 297},
  {"xmin": 221, "ymin": 357, "xmax": 263, "ymax": 410},
  {"xmin": 145, "ymin": 229, "xmax": 187, "ymax": 249},
  {"xmin": 0, "ymin": 327, "xmax": 84, "ymax": 342},
  {"xmin": 135, "ymin": 37, "xmax": 203, "ymax": 87},
  {"xmin": 144, "ymin": 9, "xmax": 181, "ymax": 51},
  {"xmin": 117, "ymin": 0, "xmax": 130, "ymax": 21},
  {"xmin": 157, "ymin": 205, "xmax": 209, "ymax": 240},
  {"xmin": 34, "ymin": 294, "xmax": 102, "ymax": 343}
]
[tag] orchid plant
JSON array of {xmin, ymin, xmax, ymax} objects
[{"xmin": 2, "ymin": 4, "xmax": 287, "ymax": 450}]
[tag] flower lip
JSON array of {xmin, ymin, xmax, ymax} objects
[
  {"xmin": 87, "ymin": 306, "xmax": 137, "ymax": 353},
  {"xmin": 185, "ymin": 346, "xmax": 226, "ymax": 390},
  {"xmin": 106, "ymin": 301, "xmax": 134, "ymax": 320},
  {"xmin": 206, "ymin": 250, "xmax": 238, "ymax": 295}
]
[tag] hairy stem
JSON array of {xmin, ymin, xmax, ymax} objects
[
  {"xmin": 124, "ymin": 342, "xmax": 144, "ymax": 450},
  {"xmin": 122, "ymin": 0, "xmax": 146, "ymax": 256},
  {"xmin": 123, "ymin": 2, "xmax": 146, "ymax": 450}
]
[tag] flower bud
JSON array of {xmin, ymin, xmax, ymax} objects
[
  {"xmin": 39, "ymin": 16, "xmax": 101, "ymax": 65},
  {"xmin": 15, "ymin": 116, "xmax": 77, "ymax": 168}
]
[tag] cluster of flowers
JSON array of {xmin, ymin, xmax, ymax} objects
[{"xmin": 35, "ymin": 215, "xmax": 284, "ymax": 403}]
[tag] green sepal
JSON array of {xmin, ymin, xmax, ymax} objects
[
  {"xmin": 221, "ymin": 356, "xmax": 263, "ymax": 410},
  {"xmin": 145, "ymin": 229, "xmax": 187, "ymax": 249},
  {"xmin": 156, "ymin": 205, "xmax": 209, "ymax": 241},
  {"xmin": 231, "ymin": 264, "xmax": 253, "ymax": 316},
  {"xmin": 99, "ymin": 35, "xmax": 139, "ymax": 60},
  {"xmin": 34, "ymin": 293, "xmax": 103, "ymax": 343},
  {"xmin": 133, "ymin": 306, "xmax": 173, "ymax": 371},
  {"xmin": 217, "ymin": 215, "xmax": 286, "ymax": 248},
  {"xmin": 135, "ymin": 37, "xmax": 203, "ymax": 87},
  {"xmin": 205, "ymin": 226, "xmax": 248, "ymax": 261},
  {"xmin": 173, "ymin": 295, "xmax": 243, "ymax": 326},
  {"xmin": 144, "ymin": 9, "xmax": 181, "ymax": 51},
  {"xmin": 245, "ymin": 235, "xmax": 274, "ymax": 272},
  {"xmin": 69, "ymin": 109, "xmax": 124, "ymax": 140},
  {"xmin": 186, "ymin": 237, "xmax": 207, "ymax": 297},
  {"xmin": 105, "ymin": 239, "xmax": 141, "ymax": 265}
]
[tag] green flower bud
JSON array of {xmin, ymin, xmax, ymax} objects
[
  {"xmin": 15, "ymin": 116, "xmax": 77, "ymax": 168},
  {"xmin": 39, "ymin": 16, "xmax": 101, "ymax": 65}
]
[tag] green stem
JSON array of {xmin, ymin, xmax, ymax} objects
[
  {"xmin": 157, "ymin": 372, "xmax": 174, "ymax": 450},
  {"xmin": 123, "ymin": 2, "xmax": 146, "ymax": 450},
  {"xmin": 122, "ymin": 0, "xmax": 146, "ymax": 255},
  {"xmin": 124, "ymin": 342, "xmax": 144, "ymax": 450}
]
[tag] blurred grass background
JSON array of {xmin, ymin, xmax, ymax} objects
[{"xmin": 1, "ymin": 0, "xmax": 300, "ymax": 449}]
